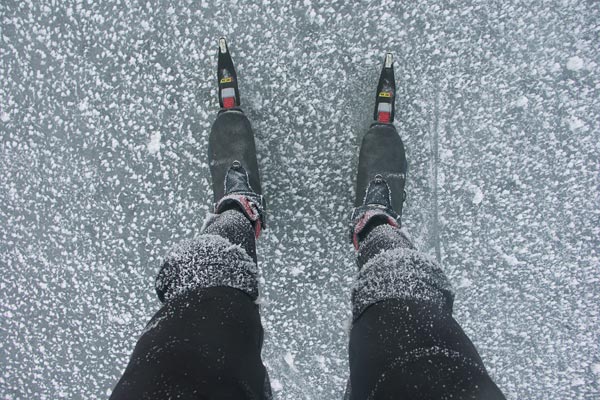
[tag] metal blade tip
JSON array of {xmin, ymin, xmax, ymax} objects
[
  {"xmin": 384, "ymin": 53, "xmax": 393, "ymax": 68},
  {"xmin": 219, "ymin": 38, "xmax": 228, "ymax": 54}
]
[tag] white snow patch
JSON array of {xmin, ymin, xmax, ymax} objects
[
  {"xmin": 315, "ymin": 355, "xmax": 326, "ymax": 369},
  {"xmin": 284, "ymin": 352, "xmax": 298, "ymax": 372},
  {"xmin": 254, "ymin": 295, "xmax": 269, "ymax": 306},
  {"xmin": 0, "ymin": 112, "xmax": 9, "ymax": 122},
  {"xmin": 457, "ymin": 277, "xmax": 473, "ymax": 289},
  {"xmin": 271, "ymin": 378, "xmax": 283, "ymax": 392},
  {"xmin": 148, "ymin": 132, "xmax": 162, "ymax": 154},
  {"xmin": 501, "ymin": 254, "xmax": 522, "ymax": 266},
  {"xmin": 440, "ymin": 148, "xmax": 453, "ymax": 161},
  {"xmin": 343, "ymin": 316, "xmax": 352, "ymax": 334},
  {"xmin": 108, "ymin": 312, "xmax": 132, "ymax": 325},
  {"xmin": 472, "ymin": 186, "xmax": 484, "ymax": 205},
  {"xmin": 570, "ymin": 377, "xmax": 585, "ymax": 386},
  {"xmin": 591, "ymin": 363, "xmax": 600, "ymax": 375},
  {"xmin": 290, "ymin": 266, "xmax": 302, "ymax": 276},
  {"xmin": 568, "ymin": 116, "xmax": 584, "ymax": 131},
  {"xmin": 437, "ymin": 170, "xmax": 445, "ymax": 187},
  {"xmin": 78, "ymin": 100, "xmax": 89, "ymax": 111},
  {"xmin": 566, "ymin": 56, "xmax": 584, "ymax": 71},
  {"xmin": 515, "ymin": 96, "xmax": 529, "ymax": 108},
  {"xmin": 140, "ymin": 314, "xmax": 166, "ymax": 335}
]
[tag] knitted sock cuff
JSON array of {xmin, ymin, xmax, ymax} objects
[
  {"xmin": 357, "ymin": 223, "xmax": 414, "ymax": 268},
  {"xmin": 352, "ymin": 246, "xmax": 454, "ymax": 319},
  {"xmin": 155, "ymin": 234, "xmax": 258, "ymax": 303}
]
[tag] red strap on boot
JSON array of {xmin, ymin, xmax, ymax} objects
[
  {"xmin": 352, "ymin": 209, "xmax": 399, "ymax": 250},
  {"xmin": 215, "ymin": 194, "xmax": 263, "ymax": 239}
]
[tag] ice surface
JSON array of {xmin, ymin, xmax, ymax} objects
[{"xmin": 1, "ymin": 1, "xmax": 599, "ymax": 399}]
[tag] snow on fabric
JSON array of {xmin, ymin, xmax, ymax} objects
[
  {"xmin": 353, "ymin": 247, "xmax": 454, "ymax": 318},
  {"xmin": 156, "ymin": 234, "xmax": 258, "ymax": 302}
]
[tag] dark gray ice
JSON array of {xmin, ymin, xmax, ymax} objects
[{"xmin": 1, "ymin": 1, "xmax": 599, "ymax": 399}]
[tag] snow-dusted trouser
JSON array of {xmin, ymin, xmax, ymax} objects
[
  {"xmin": 110, "ymin": 210, "xmax": 272, "ymax": 400},
  {"xmin": 345, "ymin": 224, "xmax": 505, "ymax": 399},
  {"xmin": 111, "ymin": 210, "xmax": 505, "ymax": 399}
]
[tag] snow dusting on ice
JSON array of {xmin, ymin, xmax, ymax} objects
[
  {"xmin": 147, "ymin": 132, "xmax": 162, "ymax": 154},
  {"xmin": 471, "ymin": 186, "xmax": 484, "ymax": 205},
  {"xmin": 566, "ymin": 56, "xmax": 584, "ymax": 71},
  {"xmin": 1, "ymin": 1, "xmax": 599, "ymax": 399},
  {"xmin": 514, "ymin": 96, "xmax": 529, "ymax": 109}
]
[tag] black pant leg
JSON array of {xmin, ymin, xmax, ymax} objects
[
  {"xmin": 111, "ymin": 286, "xmax": 270, "ymax": 400},
  {"xmin": 349, "ymin": 299, "xmax": 505, "ymax": 400},
  {"xmin": 112, "ymin": 210, "xmax": 271, "ymax": 399},
  {"xmin": 348, "ymin": 224, "xmax": 505, "ymax": 399}
]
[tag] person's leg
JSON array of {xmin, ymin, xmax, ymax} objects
[
  {"xmin": 346, "ymin": 54, "xmax": 504, "ymax": 399},
  {"xmin": 347, "ymin": 224, "xmax": 504, "ymax": 399},
  {"xmin": 111, "ymin": 210, "xmax": 271, "ymax": 400},
  {"xmin": 112, "ymin": 39, "xmax": 270, "ymax": 399}
]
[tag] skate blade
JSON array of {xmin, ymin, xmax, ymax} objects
[
  {"xmin": 217, "ymin": 37, "xmax": 240, "ymax": 108},
  {"xmin": 374, "ymin": 52, "xmax": 395, "ymax": 123}
]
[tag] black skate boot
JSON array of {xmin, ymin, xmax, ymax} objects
[
  {"xmin": 209, "ymin": 38, "xmax": 265, "ymax": 237},
  {"xmin": 351, "ymin": 53, "xmax": 407, "ymax": 249}
]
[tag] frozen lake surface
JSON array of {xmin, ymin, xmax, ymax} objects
[{"xmin": 1, "ymin": 1, "xmax": 599, "ymax": 399}]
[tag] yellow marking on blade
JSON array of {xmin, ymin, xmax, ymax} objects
[
  {"xmin": 220, "ymin": 77, "xmax": 233, "ymax": 83},
  {"xmin": 379, "ymin": 92, "xmax": 392, "ymax": 98}
]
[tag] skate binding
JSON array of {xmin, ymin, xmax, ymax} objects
[{"xmin": 215, "ymin": 161, "xmax": 266, "ymax": 238}]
